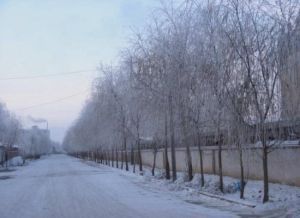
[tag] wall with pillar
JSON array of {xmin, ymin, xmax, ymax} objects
[{"xmin": 141, "ymin": 143, "xmax": 300, "ymax": 186}]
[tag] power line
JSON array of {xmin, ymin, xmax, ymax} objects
[
  {"xmin": 16, "ymin": 89, "xmax": 90, "ymax": 111},
  {"xmin": 0, "ymin": 69, "xmax": 96, "ymax": 81}
]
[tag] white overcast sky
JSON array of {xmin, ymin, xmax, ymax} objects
[{"xmin": 0, "ymin": 0, "xmax": 159, "ymax": 142}]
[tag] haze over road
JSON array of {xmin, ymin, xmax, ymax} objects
[{"xmin": 0, "ymin": 155, "xmax": 235, "ymax": 218}]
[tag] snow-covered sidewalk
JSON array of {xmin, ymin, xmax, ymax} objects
[{"xmin": 84, "ymin": 159, "xmax": 300, "ymax": 217}]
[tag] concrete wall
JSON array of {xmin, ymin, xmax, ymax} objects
[{"xmin": 141, "ymin": 144, "xmax": 300, "ymax": 186}]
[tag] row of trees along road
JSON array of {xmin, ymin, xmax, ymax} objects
[
  {"xmin": 0, "ymin": 103, "xmax": 21, "ymax": 149},
  {"xmin": 63, "ymin": 0, "xmax": 300, "ymax": 203}
]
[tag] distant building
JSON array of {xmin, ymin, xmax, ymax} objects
[
  {"xmin": 279, "ymin": 14, "xmax": 300, "ymax": 120},
  {"xmin": 19, "ymin": 125, "xmax": 50, "ymax": 143},
  {"xmin": 18, "ymin": 126, "xmax": 51, "ymax": 157}
]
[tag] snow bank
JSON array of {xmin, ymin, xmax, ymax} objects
[
  {"xmin": 8, "ymin": 156, "xmax": 24, "ymax": 167},
  {"xmin": 83, "ymin": 159, "xmax": 300, "ymax": 217}
]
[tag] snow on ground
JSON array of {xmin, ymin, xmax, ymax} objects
[
  {"xmin": 84, "ymin": 159, "xmax": 300, "ymax": 217},
  {"xmin": 1, "ymin": 154, "xmax": 299, "ymax": 217},
  {"xmin": 8, "ymin": 156, "xmax": 24, "ymax": 166},
  {"xmin": 0, "ymin": 156, "xmax": 26, "ymax": 170},
  {"xmin": 0, "ymin": 154, "xmax": 238, "ymax": 218}
]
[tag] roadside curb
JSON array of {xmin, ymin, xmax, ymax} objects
[{"xmin": 197, "ymin": 191, "xmax": 257, "ymax": 208}]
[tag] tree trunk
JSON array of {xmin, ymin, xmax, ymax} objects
[
  {"xmin": 96, "ymin": 150, "xmax": 99, "ymax": 163},
  {"xmin": 197, "ymin": 131, "xmax": 204, "ymax": 187},
  {"xmin": 218, "ymin": 142, "xmax": 224, "ymax": 192},
  {"xmin": 130, "ymin": 146, "xmax": 134, "ymax": 165},
  {"xmin": 125, "ymin": 149, "xmax": 129, "ymax": 171},
  {"xmin": 111, "ymin": 149, "xmax": 114, "ymax": 167},
  {"xmin": 137, "ymin": 138, "xmax": 143, "ymax": 173},
  {"xmin": 179, "ymin": 104, "xmax": 193, "ymax": 181},
  {"xmin": 186, "ymin": 145, "xmax": 193, "ymax": 181},
  {"xmin": 239, "ymin": 145, "xmax": 245, "ymax": 199},
  {"xmin": 199, "ymin": 148, "xmax": 204, "ymax": 187},
  {"xmin": 164, "ymin": 110, "xmax": 170, "ymax": 180},
  {"xmin": 121, "ymin": 150, "xmax": 124, "ymax": 170},
  {"xmin": 133, "ymin": 151, "xmax": 136, "ymax": 173},
  {"xmin": 259, "ymin": 124, "xmax": 269, "ymax": 203},
  {"xmin": 168, "ymin": 95, "xmax": 177, "ymax": 181},
  {"xmin": 152, "ymin": 150, "xmax": 157, "ymax": 176},
  {"xmin": 116, "ymin": 149, "xmax": 119, "ymax": 168},
  {"xmin": 108, "ymin": 151, "xmax": 111, "ymax": 166},
  {"xmin": 122, "ymin": 113, "xmax": 129, "ymax": 171},
  {"xmin": 262, "ymin": 144, "xmax": 269, "ymax": 203},
  {"xmin": 124, "ymin": 145, "xmax": 129, "ymax": 171}
]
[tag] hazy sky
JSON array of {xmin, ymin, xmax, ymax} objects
[{"xmin": 0, "ymin": 0, "xmax": 159, "ymax": 142}]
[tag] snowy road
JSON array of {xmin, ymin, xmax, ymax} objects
[{"xmin": 0, "ymin": 155, "xmax": 236, "ymax": 218}]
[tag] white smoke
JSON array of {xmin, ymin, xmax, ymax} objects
[{"xmin": 27, "ymin": 116, "xmax": 47, "ymax": 123}]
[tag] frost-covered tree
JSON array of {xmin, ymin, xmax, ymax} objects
[{"xmin": 63, "ymin": 0, "xmax": 300, "ymax": 203}]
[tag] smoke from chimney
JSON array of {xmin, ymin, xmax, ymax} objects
[{"xmin": 27, "ymin": 116, "xmax": 47, "ymax": 123}]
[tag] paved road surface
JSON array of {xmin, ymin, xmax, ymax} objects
[{"xmin": 0, "ymin": 155, "xmax": 236, "ymax": 218}]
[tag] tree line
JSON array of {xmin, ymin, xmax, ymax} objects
[
  {"xmin": 63, "ymin": 0, "xmax": 300, "ymax": 203},
  {"xmin": 0, "ymin": 102, "xmax": 55, "ymax": 159}
]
